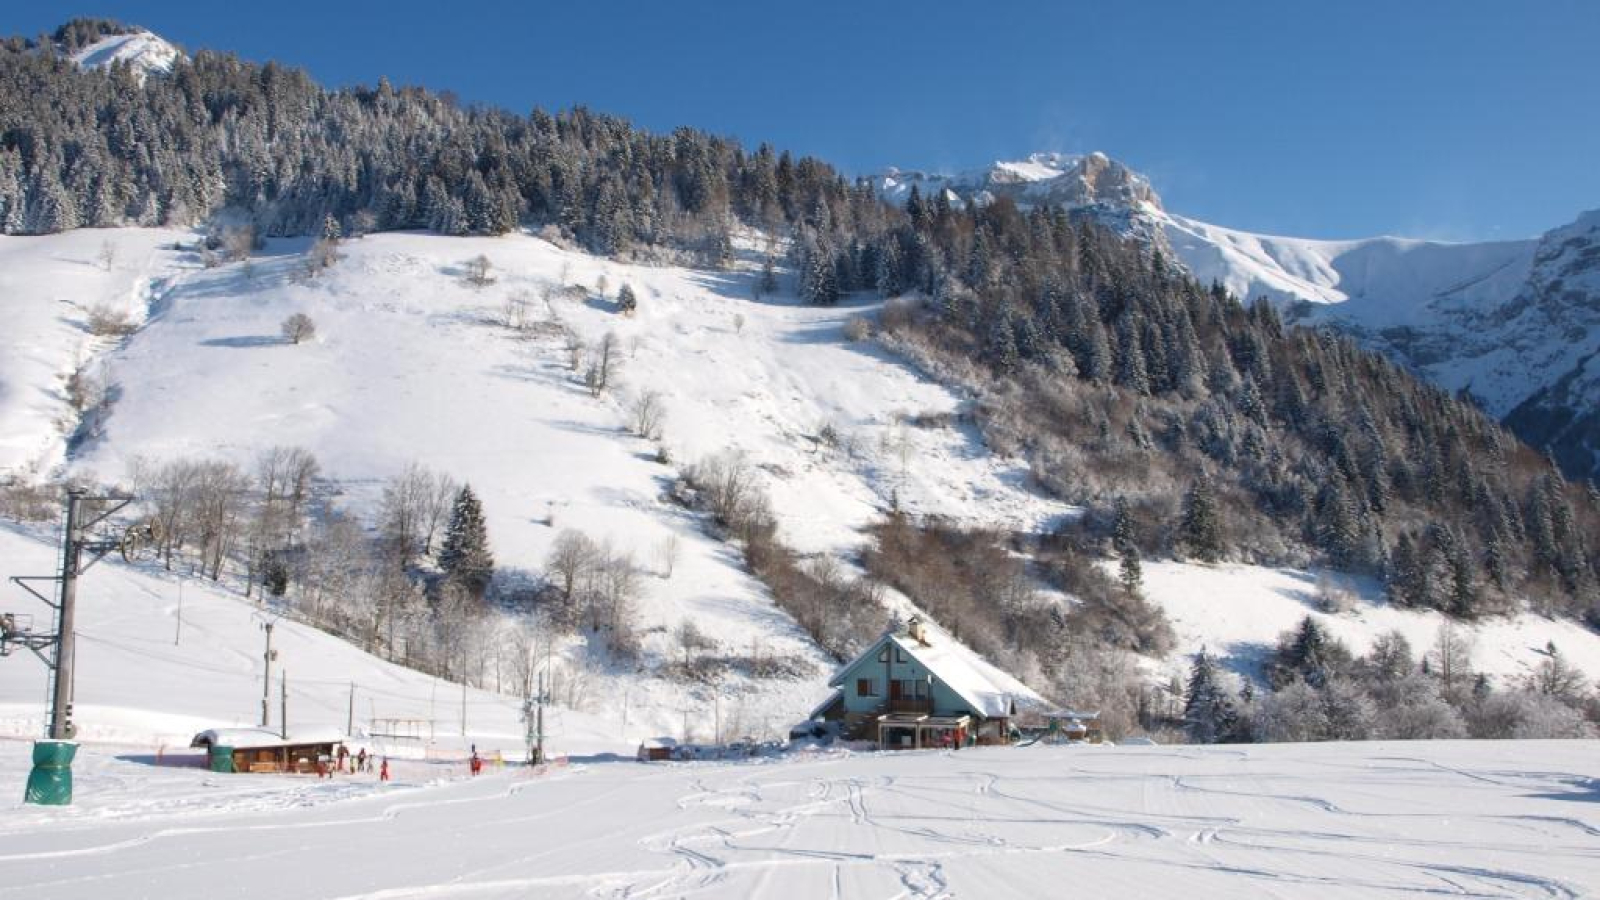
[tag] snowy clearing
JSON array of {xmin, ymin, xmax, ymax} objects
[{"xmin": 2, "ymin": 739, "xmax": 1596, "ymax": 899}]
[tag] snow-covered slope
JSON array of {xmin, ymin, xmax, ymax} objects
[
  {"xmin": 0, "ymin": 229, "xmax": 188, "ymax": 477},
  {"xmin": 1163, "ymin": 210, "xmax": 1600, "ymax": 427},
  {"xmin": 2, "ymin": 227, "xmax": 1598, "ymax": 747},
  {"xmin": 884, "ymin": 152, "xmax": 1600, "ymax": 480},
  {"xmin": 0, "ymin": 227, "xmax": 1071, "ymax": 743},
  {"xmin": 0, "ymin": 522, "xmax": 625, "ymax": 755},
  {"xmin": 68, "ymin": 29, "xmax": 180, "ymax": 80},
  {"xmin": 1137, "ymin": 561, "xmax": 1600, "ymax": 689}
]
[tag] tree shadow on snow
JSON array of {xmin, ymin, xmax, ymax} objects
[
  {"xmin": 200, "ymin": 335, "xmax": 286, "ymax": 348},
  {"xmin": 1217, "ymin": 640, "xmax": 1274, "ymax": 687},
  {"xmin": 116, "ymin": 752, "xmax": 207, "ymax": 768},
  {"xmin": 1523, "ymin": 778, "xmax": 1600, "ymax": 805}
]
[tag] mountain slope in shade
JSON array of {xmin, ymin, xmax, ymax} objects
[{"xmin": 884, "ymin": 153, "xmax": 1600, "ymax": 480}]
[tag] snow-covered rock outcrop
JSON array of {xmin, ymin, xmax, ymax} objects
[{"xmin": 69, "ymin": 29, "xmax": 181, "ymax": 81}]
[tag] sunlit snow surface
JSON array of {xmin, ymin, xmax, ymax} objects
[
  {"xmin": 68, "ymin": 31, "xmax": 179, "ymax": 81},
  {"xmin": 2, "ymin": 740, "xmax": 1596, "ymax": 899}
]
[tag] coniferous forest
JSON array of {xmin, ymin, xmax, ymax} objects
[{"xmin": 4, "ymin": 18, "xmax": 1598, "ymax": 635}]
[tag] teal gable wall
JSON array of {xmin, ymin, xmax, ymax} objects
[{"xmin": 837, "ymin": 639, "xmax": 979, "ymax": 718}]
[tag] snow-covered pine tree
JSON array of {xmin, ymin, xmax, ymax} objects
[
  {"xmin": 1183, "ymin": 649, "xmax": 1237, "ymax": 744},
  {"xmin": 438, "ymin": 484, "xmax": 494, "ymax": 599},
  {"xmin": 617, "ymin": 282, "xmax": 638, "ymax": 316}
]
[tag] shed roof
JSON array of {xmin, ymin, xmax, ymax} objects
[
  {"xmin": 190, "ymin": 727, "xmax": 346, "ymax": 750},
  {"xmin": 808, "ymin": 690, "xmax": 844, "ymax": 721}
]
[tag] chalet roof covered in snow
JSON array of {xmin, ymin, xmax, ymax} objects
[{"xmin": 829, "ymin": 617, "xmax": 1042, "ymax": 718}]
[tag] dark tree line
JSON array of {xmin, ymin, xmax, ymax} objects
[{"xmin": 0, "ymin": 18, "xmax": 886, "ymax": 265}]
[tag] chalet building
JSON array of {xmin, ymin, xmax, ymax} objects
[{"xmin": 810, "ymin": 616, "xmax": 1022, "ymax": 749}]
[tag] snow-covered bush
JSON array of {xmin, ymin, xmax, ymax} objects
[
  {"xmin": 1467, "ymin": 691, "xmax": 1597, "ymax": 739},
  {"xmin": 86, "ymin": 303, "xmax": 135, "ymax": 337}
]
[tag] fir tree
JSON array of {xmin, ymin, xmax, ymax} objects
[
  {"xmin": 1180, "ymin": 477, "xmax": 1224, "ymax": 563},
  {"xmin": 1387, "ymin": 532, "xmax": 1419, "ymax": 607},
  {"xmin": 1184, "ymin": 649, "xmax": 1238, "ymax": 744},
  {"xmin": 1113, "ymin": 498, "xmax": 1142, "ymax": 594},
  {"xmin": 617, "ymin": 282, "xmax": 638, "ymax": 316},
  {"xmin": 438, "ymin": 484, "xmax": 494, "ymax": 599}
]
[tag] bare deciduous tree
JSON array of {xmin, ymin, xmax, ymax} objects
[
  {"xmin": 96, "ymin": 239, "xmax": 116, "ymax": 271},
  {"xmin": 421, "ymin": 469, "xmax": 458, "ymax": 557},
  {"xmin": 281, "ymin": 313, "xmax": 316, "ymax": 344},
  {"xmin": 546, "ymin": 529, "xmax": 598, "ymax": 609},
  {"xmin": 565, "ymin": 334, "xmax": 586, "ymax": 372},
  {"xmin": 503, "ymin": 290, "xmax": 533, "ymax": 331},
  {"xmin": 191, "ymin": 459, "xmax": 249, "ymax": 581},
  {"xmin": 585, "ymin": 332, "xmax": 621, "ymax": 396},
  {"xmin": 657, "ymin": 533, "xmax": 682, "ymax": 578},
  {"xmin": 464, "ymin": 254, "xmax": 494, "ymax": 288},
  {"xmin": 1429, "ymin": 621, "xmax": 1475, "ymax": 697},
  {"xmin": 630, "ymin": 389, "xmax": 665, "ymax": 440},
  {"xmin": 303, "ymin": 236, "xmax": 341, "ymax": 277},
  {"xmin": 222, "ymin": 223, "xmax": 255, "ymax": 263}
]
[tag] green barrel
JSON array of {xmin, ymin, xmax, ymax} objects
[
  {"xmin": 208, "ymin": 745, "xmax": 235, "ymax": 773},
  {"xmin": 24, "ymin": 740, "xmax": 77, "ymax": 806}
]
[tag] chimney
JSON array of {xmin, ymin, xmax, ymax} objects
[{"xmin": 907, "ymin": 615, "xmax": 928, "ymax": 646}]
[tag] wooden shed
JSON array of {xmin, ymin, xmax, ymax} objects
[{"xmin": 190, "ymin": 727, "xmax": 346, "ymax": 774}]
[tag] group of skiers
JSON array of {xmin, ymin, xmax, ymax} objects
[
  {"xmin": 310, "ymin": 743, "xmax": 499, "ymax": 781},
  {"xmin": 315, "ymin": 745, "xmax": 389, "ymax": 781}
]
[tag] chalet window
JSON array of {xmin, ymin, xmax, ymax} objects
[
  {"xmin": 856, "ymin": 678, "xmax": 878, "ymax": 697},
  {"xmin": 894, "ymin": 679, "xmax": 928, "ymax": 700},
  {"xmin": 894, "ymin": 647, "xmax": 907, "ymax": 663}
]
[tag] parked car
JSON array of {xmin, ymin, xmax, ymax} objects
[{"xmin": 788, "ymin": 719, "xmax": 840, "ymax": 744}]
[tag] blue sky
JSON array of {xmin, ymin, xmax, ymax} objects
[{"xmin": 15, "ymin": 1, "xmax": 1599, "ymax": 240}]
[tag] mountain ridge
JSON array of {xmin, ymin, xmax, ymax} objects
[{"xmin": 883, "ymin": 152, "xmax": 1600, "ymax": 481}]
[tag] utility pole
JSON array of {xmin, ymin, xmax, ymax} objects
[
  {"xmin": 347, "ymin": 682, "xmax": 355, "ymax": 736},
  {"xmin": 49, "ymin": 490, "xmax": 84, "ymax": 741},
  {"xmin": 280, "ymin": 671, "xmax": 287, "ymax": 740},
  {"xmin": 260, "ymin": 620, "xmax": 275, "ymax": 728},
  {"xmin": 8, "ymin": 489, "xmax": 145, "ymax": 806},
  {"xmin": 460, "ymin": 677, "xmax": 467, "ymax": 737},
  {"xmin": 535, "ymin": 669, "xmax": 545, "ymax": 765},
  {"xmin": 173, "ymin": 579, "xmax": 183, "ymax": 646}
]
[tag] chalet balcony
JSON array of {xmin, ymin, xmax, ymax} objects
[{"xmin": 886, "ymin": 697, "xmax": 932, "ymax": 715}]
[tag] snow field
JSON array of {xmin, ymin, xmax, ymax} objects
[
  {"xmin": 1139, "ymin": 561, "xmax": 1600, "ymax": 688},
  {"xmin": 2, "ymin": 739, "xmax": 1595, "ymax": 899}
]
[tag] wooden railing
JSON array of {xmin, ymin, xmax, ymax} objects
[{"xmin": 887, "ymin": 698, "xmax": 933, "ymax": 715}]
